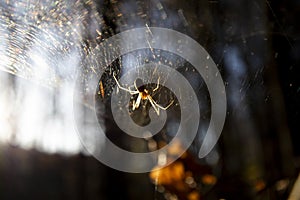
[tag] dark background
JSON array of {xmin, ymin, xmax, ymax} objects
[{"xmin": 0, "ymin": 0, "xmax": 299, "ymax": 199}]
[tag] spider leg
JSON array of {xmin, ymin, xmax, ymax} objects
[
  {"xmin": 113, "ymin": 73, "xmax": 139, "ymax": 95},
  {"xmin": 133, "ymin": 94, "xmax": 142, "ymax": 111},
  {"xmin": 133, "ymin": 79, "xmax": 140, "ymax": 91},
  {"xmin": 153, "ymin": 77, "xmax": 160, "ymax": 92},
  {"xmin": 149, "ymin": 95, "xmax": 174, "ymax": 111},
  {"xmin": 147, "ymin": 96, "xmax": 160, "ymax": 115}
]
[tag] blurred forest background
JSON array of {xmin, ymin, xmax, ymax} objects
[{"xmin": 0, "ymin": 0, "xmax": 299, "ymax": 199}]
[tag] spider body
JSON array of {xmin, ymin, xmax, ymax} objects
[
  {"xmin": 113, "ymin": 73, "xmax": 174, "ymax": 115},
  {"xmin": 140, "ymin": 90, "xmax": 149, "ymax": 100}
]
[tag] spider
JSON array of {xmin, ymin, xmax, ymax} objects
[{"xmin": 113, "ymin": 73, "xmax": 174, "ymax": 115}]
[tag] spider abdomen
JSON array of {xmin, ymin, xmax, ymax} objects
[{"xmin": 141, "ymin": 90, "xmax": 149, "ymax": 100}]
